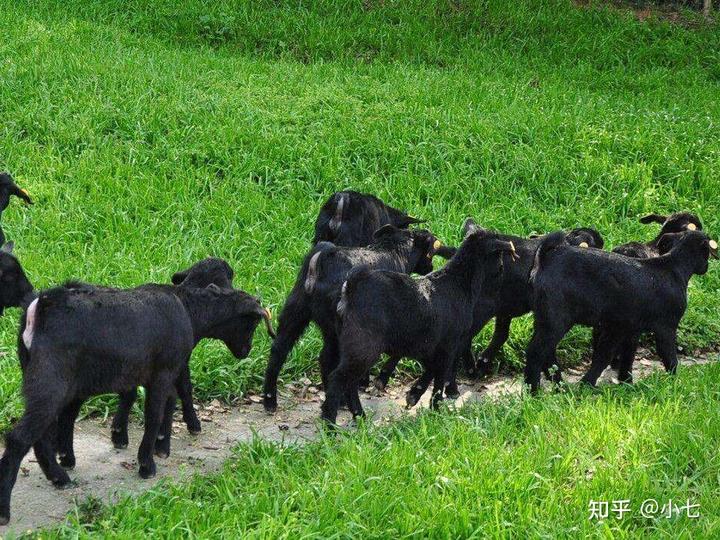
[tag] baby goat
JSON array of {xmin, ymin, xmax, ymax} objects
[
  {"xmin": 0, "ymin": 243, "xmax": 35, "ymax": 314},
  {"xmin": 613, "ymin": 212, "xmax": 702, "ymax": 258},
  {"xmin": 322, "ymin": 230, "xmax": 515, "ymax": 425},
  {"xmin": 0, "ymin": 281, "xmax": 273, "ymax": 525},
  {"xmin": 373, "ymin": 220, "xmax": 604, "ymax": 393},
  {"xmin": 313, "ymin": 190, "xmax": 427, "ymax": 247},
  {"xmin": 263, "ymin": 225, "xmax": 445, "ymax": 412},
  {"xmin": 525, "ymin": 230, "xmax": 717, "ymax": 393},
  {"xmin": 110, "ymin": 257, "xmax": 237, "ymax": 451},
  {"xmin": 604, "ymin": 212, "xmax": 703, "ymax": 380}
]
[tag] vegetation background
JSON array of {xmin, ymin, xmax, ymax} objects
[{"xmin": 0, "ymin": 0, "xmax": 718, "ymax": 536}]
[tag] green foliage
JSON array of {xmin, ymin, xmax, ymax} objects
[
  {"xmin": 57, "ymin": 364, "xmax": 720, "ymax": 537},
  {"xmin": 0, "ymin": 0, "xmax": 718, "ymax": 428}
]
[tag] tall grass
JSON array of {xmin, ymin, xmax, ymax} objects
[{"xmin": 0, "ymin": 0, "xmax": 718, "ymax": 429}]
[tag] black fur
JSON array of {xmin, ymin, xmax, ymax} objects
[
  {"xmin": 0, "ymin": 243, "xmax": 35, "ymax": 316},
  {"xmin": 0, "ymin": 280, "xmax": 273, "ymax": 524},
  {"xmin": 313, "ymin": 191, "xmax": 424, "ymax": 247},
  {"xmin": 262, "ymin": 225, "xmax": 444, "ymax": 413},
  {"xmin": 111, "ymin": 257, "xmax": 238, "ymax": 450},
  {"xmin": 320, "ymin": 230, "xmax": 514, "ymax": 425},
  {"xmin": 603, "ymin": 212, "xmax": 703, "ymax": 377},
  {"xmin": 373, "ymin": 219, "xmax": 605, "ymax": 393},
  {"xmin": 525, "ymin": 230, "xmax": 715, "ymax": 393}
]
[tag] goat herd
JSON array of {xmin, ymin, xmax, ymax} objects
[{"xmin": 0, "ymin": 175, "xmax": 716, "ymax": 524}]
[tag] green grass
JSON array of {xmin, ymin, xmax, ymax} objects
[
  {"xmin": 0, "ymin": 0, "xmax": 719, "ymax": 532},
  {"xmin": 0, "ymin": 1, "xmax": 718, "ymax": 430},
  {"xmin": 50, "ymin": 363, "xmax": 720, "ymax": 538}
]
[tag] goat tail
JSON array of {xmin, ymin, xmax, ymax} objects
[
  {"xmin": 327, "ymin": 192, "xmax": 348, "ymax": 233},
  {"xmin": 336, "ymin": 264, "xmax": 372, "ymax": 318},
  {"xmin": 304, "ymin": 241, "xmax": 335, "ymax": 294},
  {"xmin": 530, "ymin": 231, "xmax": 566, "ymax": 284}
]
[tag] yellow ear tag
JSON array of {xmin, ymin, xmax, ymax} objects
[
  {"xmin": 433, "ymin": 240, "xmax": 442, "ymax": 250},
  {"xmin": 710, "ymin": 240, "xmax": 718, "ymax": 250},
  {"xmin": 687, "ymin": 223, "xmax": 697, "ymax": 231},
  {"xmin": 579, "ymin": 242, "xmax": 589, "ymax": 249},
  {"xmin": 20, "ymin": 189, "xmax": 29, "ymax": 196}
]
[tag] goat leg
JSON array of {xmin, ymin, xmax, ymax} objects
[
  {"xmin": 56, "ymin": 399, "xmax": 83, "ymax": 469},
  {"xmin": 111, "ymin": 389, "xmax": 137, "ymax": 449}
]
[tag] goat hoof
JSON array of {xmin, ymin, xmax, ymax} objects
[
  {"xmin": 155, "ymin": 437, "xmax": 171, "ymax": 458},
  {"xmin": 111, "ymin": 430, "xmax": 129, "ymax": 449},
  {"xmin": 186, "ymin": 420, "xmax": 202, "ymax": 435},
  {"xmin": 263, "ymin": 396, "xmax": 277, "ymax": 413},
  {"xmin": 373, "ymin": 378, "xmax": 387, "ymax": 392},
  {"xmin": 405, "ymin": 393, "xmax": 420, "ymax": 408},
  {"xmin": 52, "ymin": 476, "xmax": 73, "ymax": 489},
  {"xmin": 59, "ymin": 454, "xmax": 76, "ymax": 470},
  {"xmin": 139, "ymin": 463, "xmax": 156, "ymax": 479},
  {"xmin": 445, "ymin": 389, "xmax": 460, "ymax": 400},
  {"xmin": 0, "ymin": 512, "xmax": 9, "ymax": 526}
]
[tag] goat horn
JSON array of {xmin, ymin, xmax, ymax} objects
[
  {"xmin": 260, "ymin": 307, "xmax": 276, "ymax": 339},
  {"xmin": 508, "ymin": 241, "xmax": 519, "ymax": 261},
  {"xmin": 579, "ymin": 242, "xmax": 589, "ymax": 249}
]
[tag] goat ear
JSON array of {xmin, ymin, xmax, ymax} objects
[
  {"xmin": 590, "ymin": 230, "xmax": 604, "ymax": 250},
  {"xmin": 171, "ymin": 270, "xmax": 188, "ymax": 285},
  {"xmin": 639, "ymin": 213, "xmax": 667, "ymax": 225},
  {"xmin": 1, "ymin": 242, "xmax": 14, "ymax": 254},
  {"xmin": 373, "ymin": 224, "xmax": 398, "ymax": 239}
]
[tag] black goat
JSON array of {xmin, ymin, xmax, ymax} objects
[
  {"xmin": 0, "ymin": 173, "xmax": 33, "ymax": 246},
  {"xmin": 613, "ymin": 212, "xmax": 702, "ymax": 258},
  {"xmin": 321, "ymin": 230, "xmax": 515, "ymax": 424},
  {"xmin": 373, "ymin": 219, "xmax": 604, "ymax": 393},
  {"xmin": 0, "ymin": 243, "xmax": 36, "ymax": 314},
  {"xmin": 525, "ymin": 230, "xmax": 717, "ymax": 393},
  {"xmin": 263, "ymin": 225, "xmax": 445, "ymax": 413},
  {"xmin": 313, "ymin": 190, "xmax": 426, "ymax": 247},
  {"xmin": 604, "ymin": 212, "xmax": 703, "ymax": 379},
  {"xmin": 0, "ymin": 282, "xmax": 273, "ymax": 525},
  {"xmin": 110, "ymin": 257, "xmax": 237, "ymax": 451}
]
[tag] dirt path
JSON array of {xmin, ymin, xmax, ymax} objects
[{"xmin": 1, "ymin": 351, "xmax": 716, "ymax": 534}]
